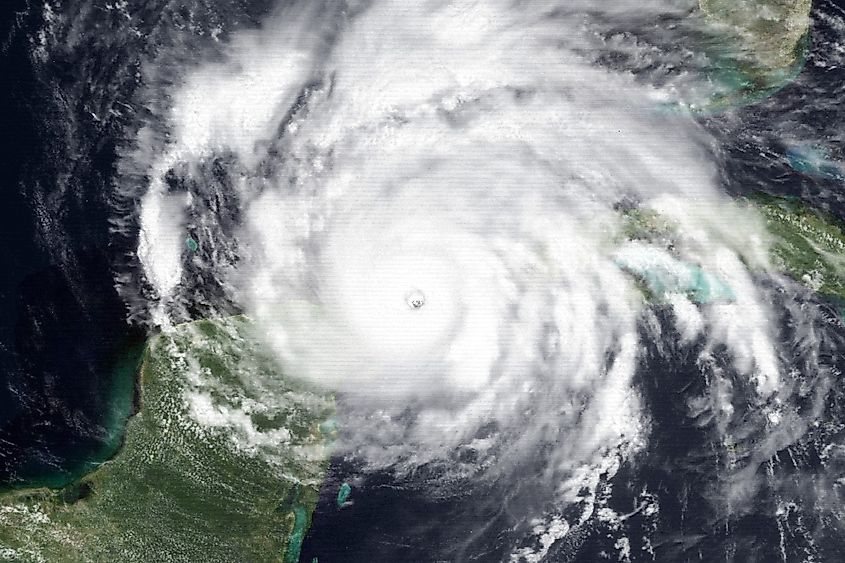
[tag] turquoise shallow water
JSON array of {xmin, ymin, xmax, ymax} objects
[
  {"xmin": 2, "ymin": 338, "xmax": 145, "ymax": 493},
  {"xmin": 337, "ymin": 482, "xmax": 352, "ymax": 507},
  {"xmin": 616, "ymin": 259, "xmax": 735, "ymax": 304},
  {"xmin": 693, "ymin": 32, "xmax": 811, "ymax": 114},
  {"xmin": 787, "ymin": 144, "xmax": 845, "ymax": 181}
]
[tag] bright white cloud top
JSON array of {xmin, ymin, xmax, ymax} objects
[{"xmin": 126, "ymin": 0, "xmax": 830, "ymax": 557}]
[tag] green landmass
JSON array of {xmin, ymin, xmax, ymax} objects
[
  {"xmin": 618, "ymin": 208, "xmax": 734, "ymax": 304},
  {"xmin": 749, "ymin": 193, "xmax": 845, "ymax": 305},
  {"xmin": 619, "ymin": 194, "xmax": 845, "ymax": 309},
  {"xmin": 0, "ymin": 316, "xmax": 333, "ymax": 562},
  {"xmin": 700, "ymin": 0, "xmax": 811, "ymax": 71},
  {"xmin": 3, "ymin": 193, "xmax": 844, "ymax": 561},
  {"xmin": 697, "ymin": 0, "xmax": 811, "ymax": 110},
  {"xmin": 620, "ymin": 207, "xmax": 676, "ymax": 245}
]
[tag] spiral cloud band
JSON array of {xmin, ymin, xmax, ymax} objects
[{"xmin": 128, "ymin": 0, "xmax": 817, "ymax": 551}]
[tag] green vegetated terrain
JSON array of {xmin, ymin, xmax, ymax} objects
[
  {"xmin": 0, "ymin": 316, "xmax": 334, "ymax": 563},
  {"xmin": 619, "ymin": 193, "xmax": 845, "ymax": 308},
  {"xmin": 700, "ymin": 0, "xmax": 811, "ymax": 71},
  {"xmin": 618, "ymin": 207, "xmax": 735, "ymax": 304},
  {"xmin": 750, "ymin": 193, "xmax": 845, "ymax": 305},
  {"xmin": 697, "ymin": 0, "xmax": 812, "ymax": 110},
  {"xmin": 620, "ymin": 207, "xmax": 676, "ymax": 245},
  {"xmin": 2, "ymin": 193, "xmax": 844, "ymax": 562}
]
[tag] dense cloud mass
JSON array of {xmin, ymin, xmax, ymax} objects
[{"xmin": 122, "ymin": 0, "xmax": 837, "ymax": 558}]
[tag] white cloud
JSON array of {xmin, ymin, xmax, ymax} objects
[{"xmin": 125, "ymin": 0, "xmax": 827, "ymax": 533}]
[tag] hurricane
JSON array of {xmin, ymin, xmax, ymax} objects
[{"xmin": 112, "ymin": 0, "xmax": 841, "ymax": 559}]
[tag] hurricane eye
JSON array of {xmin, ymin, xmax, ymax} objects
[{"xmin": 405, "ymin": 289, "xmax": 426, "ymax": 310}]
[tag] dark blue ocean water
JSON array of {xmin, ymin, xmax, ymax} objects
[
  {"xmin": 1, "ymin": 0, "xmax": 845, "ymax": 561},
  {"xmin": 0, "ymin": 0, "xmax": 144, "ymax": 490},
  {"xmin": 300, "ymin": 2, "xmax": 845, "ymax": 559}
]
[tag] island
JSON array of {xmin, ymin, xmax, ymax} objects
[
  {"xmin": 621, "ymin": 193, "xmax": 845, "ymax": 311},
  {"xmin": 2, "ymin": 193, "xmax": 845, "ymax": 561}
]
